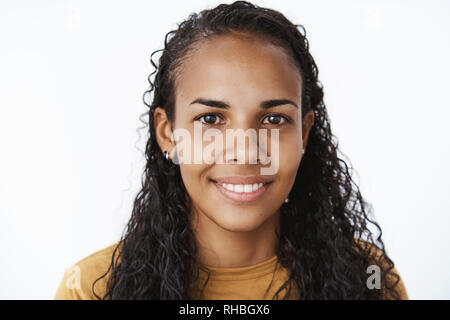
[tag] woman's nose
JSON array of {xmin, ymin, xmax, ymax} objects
[{"xmin": 222, "ymin": 125, "xmax": 263, "ymax": 165}]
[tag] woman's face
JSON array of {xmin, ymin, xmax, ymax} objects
[{"xmin": 155, "ymin": 31, "xmax": 314, "ymax": 233}]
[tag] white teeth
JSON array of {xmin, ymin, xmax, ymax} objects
[
  {"xmin": 224, "ymin": 184, "xmax": 234, "ymax": 192},
  {"xmin": 220, "ymin": 183, "xmax": 265, "ymax": 193}
]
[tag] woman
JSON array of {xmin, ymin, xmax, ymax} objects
[{"xmin": 54, "ymin": 1, "xmax": 408, "ymax": 300}]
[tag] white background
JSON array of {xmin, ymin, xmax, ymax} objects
[{"xmin": 1, "ymin": 0, "xmax": 449, "ymax": 299}]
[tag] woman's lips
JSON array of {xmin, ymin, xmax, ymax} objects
[{"xmin": 211, "ymin": 180, "xmax": 271, "ymax": 203}]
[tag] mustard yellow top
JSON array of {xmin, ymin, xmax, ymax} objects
[
  {"xmin": 189, "ymin": 254, "xmax": 297, "ymax": 299},
  {"xmin": 54, "ymin": 242, "xmax": 408, "ymax": 300}
]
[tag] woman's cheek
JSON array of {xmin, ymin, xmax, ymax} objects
[
  {"xmin": 278, "ymin": 134, "xmax": 303, "ymax": 179},
  {"xmin": 180, "ymin": 162, "xmax": 205, "ymax": 182}
]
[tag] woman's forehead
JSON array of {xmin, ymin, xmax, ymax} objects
[{"xmin": 174, "ymin": 33, "xmax": 302, "ymax": 105}]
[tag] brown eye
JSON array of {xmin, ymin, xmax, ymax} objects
[
  {"xmin": 196, "ymin": 114, "xmax": 221, "ymax": 125},
  {"xmin": 263, "ymin": 114, "xmax": 287, "ymax": 125}
]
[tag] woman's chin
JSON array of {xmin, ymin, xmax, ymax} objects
[{"xmin": 210, "ymin": 212, "xmax": 268, "ymax": 233}]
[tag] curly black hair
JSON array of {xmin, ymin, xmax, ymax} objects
[{"xmin": 93, "ymin": 0, "xmax": 401, "ymax": 299}]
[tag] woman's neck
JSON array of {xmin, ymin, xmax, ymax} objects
[{"xmin": 190, "ymin": 207, "xmax": 281, "ymax": 268}]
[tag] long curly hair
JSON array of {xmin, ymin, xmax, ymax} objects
[{"xmin": 93, "ymin": 0, "xmax": 401, "ymax": 299}]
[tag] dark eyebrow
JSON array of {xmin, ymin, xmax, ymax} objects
[{"xmin": 189, "ymin": 98, "xmax": 298, "ymax": 109}]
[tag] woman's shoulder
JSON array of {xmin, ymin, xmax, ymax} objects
[
  {"xmin": 353, "ymin": 238, "xmax": 409, "ymax": 300},
  {"xmin": 53, "ymin": 241, "xmax": 121, "ymax": 300}
]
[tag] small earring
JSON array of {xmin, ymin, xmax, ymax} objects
[
  {"xmin": 284, "ymin": 197, "xmax": 290, "ymax": 203},
  {"xmin": 163, "ymin": 150, "xmax": 169, "ymax": 160},
  {"xmin": 301, "ymin": 149, "xmax": 305, "ymax": 155}
]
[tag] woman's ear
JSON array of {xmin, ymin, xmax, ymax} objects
[
  {"xmin": 302, "ymin": 110, "xmax": 315, "ymax": 151},
  {"xmin": 153, "ymin": 107, "xmax": 175, "ymax": 155}
]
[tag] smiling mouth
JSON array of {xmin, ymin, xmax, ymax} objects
[
  {"xmin": 209, "ymin": 179, "xmax": 272, "ymax": 203},
  {"xmin": 212, "ymin": 181, "xmax": 268, "ymax": 192}
]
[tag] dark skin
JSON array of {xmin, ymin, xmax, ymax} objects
[{"xmin": 154, "ymin": 31, "xmax": 314, "ymax": 268}]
